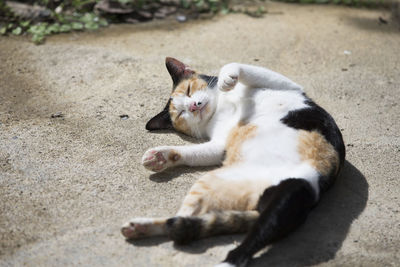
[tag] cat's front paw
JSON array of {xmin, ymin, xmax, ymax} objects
[
  {"xmin": 218, "ymin": 63, "xmax": 240, "ymax": 92},
  {"xmin": 142, "ymin": 147, "xmax": 181, "ymax": 172}
]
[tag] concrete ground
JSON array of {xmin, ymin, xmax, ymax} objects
[{"xmin": 0, "ymin": 2, "xmax": 399, "ymax": 266}]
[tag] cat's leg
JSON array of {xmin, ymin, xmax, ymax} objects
[
  {"xmin": 217, "ymin": 178, "xmax": 317, "ymax": 267},
  {"xmin": 164, "ymin": 173, "xmax": 263, "ymax": 244},
  {"xmin": 122, "ymin": 172, "xmax": 262, "ymax": 242},
  {"xmin": 218, "ymin": 63, "xmax": 302, "ymax": 92},
  {"xmin": 121, "ymin": 172, "xmax": 219, "ymax": 240},
  {"xmin": 175, "ymin": 171, "xmax": 250, "ymax": 217},
  {"xmin": 121, "ymin": 217, "xmax": 169, "ymax": 239},
  {"xmin": 166, "ymin": 210, "xmax": 259, "ymax": 245},
  {"xmin": 142, "ymin": 141, "xmax": 224, "ymax": 172},
  {"xmin": 175, "ymin": 177, "xmax": 213, "ymax": 217}
]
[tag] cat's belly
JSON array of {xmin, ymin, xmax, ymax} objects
[
  {"xmin": 234, "ymin": 120, "xmax": 302, "ymax": 167},
  {"xmin": 222, "ymin": 121, "xmax": 321, "ymax": 192}
]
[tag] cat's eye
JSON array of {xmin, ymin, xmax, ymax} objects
[{"xmin": 186, "ymin": 83, "xmax": 191, "ymax": 97}]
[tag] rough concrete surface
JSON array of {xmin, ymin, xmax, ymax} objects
[{"xmin": 0, "ymin": 2, "xmax": 399, "ymax": 266}]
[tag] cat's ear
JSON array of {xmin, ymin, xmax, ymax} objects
[
  {"xmin": 165, "ymin": 57, "xmax": 195, "ymax": 86},
  {"xmin": 145, "ymin": 109, "xmax": 172, "ymax": 131}
]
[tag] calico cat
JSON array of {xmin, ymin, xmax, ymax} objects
[{"xmin": 121, "ymin": 57, "xmax": 345, "ymax": 267}]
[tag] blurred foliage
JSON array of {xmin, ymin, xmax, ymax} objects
[
  {"xmin": 0, "ymin": 0, "xmax": 108, "ymax": 43},
  {"xmin": 0, "ymin": 0, "xmax": 390, "ymax": 44}
]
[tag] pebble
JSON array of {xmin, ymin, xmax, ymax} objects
[{"xmin": 176, "ymin": 15, "xmax": 187, "ymax": 22}]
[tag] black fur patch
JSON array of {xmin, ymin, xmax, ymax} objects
[
  {"xmin": 280, "ymin": 95, "xmax": 345, "ymax": 191},
  {"xmin": 223, "ymin": 178, "xmax": 316, "ymax": 267},
  {"xmin": 199, "ymin": 74, "xmax": 218, "ymax": 88},
  {"xmin": 281, "ymin": 96, "xmax": 345, "ymax": 165},
  {"xmin": 166, "ymin": 216, "xmax": 203, "ymax": 245},
  {"xmin": 165, "ymin": 57, "xmax": 195, "ymax": 86},
  {"xmin": 145, "ymin": 99, "xmax": 172, "ymax": 131}
]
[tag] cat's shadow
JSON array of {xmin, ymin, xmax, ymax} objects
[
  {"xmin": 248, "ymin": 160, "xmax": 369, "ymax": 266},
  {"xmin": 132, "ymin": 161, "xmax": 368, "ymax": 266},
  {"xmin": 149, "ymin": 165, "xmax": 217, "ymax": 183}
]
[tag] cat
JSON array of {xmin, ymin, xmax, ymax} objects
[{"xmin": 121, "ymin": 57, "xmax": 345, "ymax": 267}]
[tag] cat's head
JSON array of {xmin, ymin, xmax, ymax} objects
[{"xmin": 145, "ymin": 57, "xmax": 218, "ymax": 137}]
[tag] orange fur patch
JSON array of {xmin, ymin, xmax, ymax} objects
[
  {"xmin": 169, "ymin": 101, "xmax": 191, "ymax": 135},
  {"xmin": 171, "ymin": 76, "xmax": 207, "ymax": 98},
  {"xmin": 178, "ymin": 172, "xmax": 272, "ymax": 216},
  {"xmin": 298, "ymin": 130, "xmax": 339, "ymax": 176},
  {"xmin": 153, "ymin": 218, "xmax": 168, "ymax": 225},
  {"xmin": 168, "ymin": 149, "xmax": 181, "ymax": 162},
  {"xmin": 224, "ymin": 122, "xmax": 258, "ymax": 166}
]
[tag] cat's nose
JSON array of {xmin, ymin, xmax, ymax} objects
[{"xmin": 189, "ymin": 102, "xmax": 201, "ymax": 112}]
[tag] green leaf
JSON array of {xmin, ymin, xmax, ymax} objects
[
  {"xmin": 80, "ymin": 13, "xmax": 96, "ymax": 23},
  {"xmin": 195, "ymin": 0, "xmax": 204, "ymax": 7},
  {"xmin": 59, "ymin": 24, "xmax": 72, "ymax": 33},
  {"xmin": 0, "ymin": 26, "xmax": 7, "ymax": 35},
  {"xmin": 32, "ymin": 33, "xmax": 45, "ymax": 44},
  {"xmin": 71, "ymin": 22, "xmax": 84, "ymax": 30},
  {"xmin": 20, "ymin": 21, "xmax": 30, "ymax": 28},
  {"xmin": 12, "ymin": 27, "xmax": 22, "ymax": 35},
  {"xmin": 181, "ymin": 0, "xmax": 191, "ymax": 9},
  {"xmin": 28, "ymin": 23, "xmax": 48, "ymax": 35},
  {"xmin": 84, "ymin": 21, "xmax": 99, "ymax": 30},
  {"xmin": 46, "ymin": 23, "xmax": 60, "ymax": 34},
  {"xmin": 221, "ymin": 7, "xmax": 230, "ymax": 14},
  {"xmin": 98, "ymin": 18, "xmax": 108, "ymax": 27}
]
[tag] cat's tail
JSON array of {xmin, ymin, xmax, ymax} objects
[
  {"xmin": 166, "ymin": 210, "xmax": 259, "ymax": 245},
  {"xmin": 219, "ymin": 178, "xmax": 317, "ymax": 267}
]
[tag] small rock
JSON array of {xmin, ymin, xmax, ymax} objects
[
  {"xmin": 157, "ymin": 6, "xmax": 177, "ymax": 16},
  {"xmin": 119, "ymin": 114, "xmax": 129, "ymax": 120},
  {"xmin": 51, "ymin": 112, "xmax": 64, "ymax": 118},
  {"xmin": 344, "ymin": 50, "xmax": 351, "ymax": 55},
  {"xmin": 6, "ymin": 1, "xmax": 51, "ymax": 21},
  {"xmin": 154, "ymin": 12, "xmax": 166, "ymax": 19},
  {"xmin": 378, "ymin": 17, "xmax": 388, "ymax": 24},
  {"xmin": 138, "ymin": 11, "xmax": 153, "ymax": 19},
  {"xmin": 176, "ymin": 15, "xmax": 187, "ymax": 23},
  {"xmin": 341, "ymin": 68, "xmax": 348, "ymax": 71},
  {"xmin": 95, "ymin": 0, "xmax": 134, "ymax": 14},
  {"xmin": 125, "ymin": 18, "xmax": 139, "ymax": 24}
]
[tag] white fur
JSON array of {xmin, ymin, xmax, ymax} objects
[{"xmin": 143, "ymin": 63, "xmax": 320, "ymax": 197}]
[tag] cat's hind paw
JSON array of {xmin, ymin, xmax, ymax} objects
[
  {"xmin": 218, "ymin": 63, "xmax": 240, "ymax": 92},
  {"xmin": 142, "ymin": 147, "xmax": 181, "ymax": 172},
  {"xmin": 121, "ymin": 218, "xmax": 167, "ymax": 239}
]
